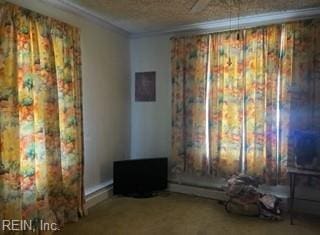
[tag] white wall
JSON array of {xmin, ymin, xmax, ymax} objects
[
  {"xmin": 8, "ymin": 0, "xmax": 130, "ymax": 195},
  {"xmin": 130, "ymin": 35, "xmax": 171, "ymax": 159}
]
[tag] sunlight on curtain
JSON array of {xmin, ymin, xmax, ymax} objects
[
  {"xmin": 280, "ymin": 20, "xmax": 320, "ymax": 186},
  {"xmin": 0, "ymin": 2, "xmax": 84, "ymax": 229},
  {"xmin": 171, "ymin": 19, "xmax": 320, "ymax": 185},
  {"xmin": 171, "ymin": 35, "xmax": 210, "ymax": 175},
  {"xmin": 208, "ymin": 30, "xmax": 244, "ymax": 177},
  {"xmin": 243, "ymin": 26, "xmax": 282, "ymax": 184}
]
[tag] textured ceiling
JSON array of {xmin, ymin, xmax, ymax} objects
[{"xmin": 67, "ymin": 0, "xmax": 320, "ymax": 34}]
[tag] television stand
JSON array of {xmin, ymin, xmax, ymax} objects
[{"xmin": 288, "ymin": 167, "xmax": 320, "ymax": 225}]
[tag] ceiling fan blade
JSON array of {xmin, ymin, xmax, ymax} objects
[{"xmin": 190, "ymin": 0, "xmax": 212, "ymax": 13}]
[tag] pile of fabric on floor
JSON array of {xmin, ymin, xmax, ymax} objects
[{"xmin": 225, "ymin": 174, "xmax": 282, "ymax": 220}]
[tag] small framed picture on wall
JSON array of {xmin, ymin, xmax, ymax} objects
[{"xmin": 135, "ymin": 71, "xmax": 156, "ymax": 102}]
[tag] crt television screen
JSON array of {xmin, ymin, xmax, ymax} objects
[{"xmin": 113, "ymin": 158, "xmax": 168, "ymax": 195}]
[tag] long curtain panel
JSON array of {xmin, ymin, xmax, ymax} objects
[
  {"xmin": 209, "ymin": 30, "xmax": 244, "ymax": 177},
  {"xmin": 208, "ymin": 26, "xmax": 282, "ymax": 182},
  {"xmin": 171, "ymin": 35, "xmax": 209, "ymax": 175},
  {"xmin": 243, "ymin": 26, "xmax": 282, "ymax": 184},
  {"xmin": 0, "ymin": 2, "xmax": 84, "ymax": 230}
]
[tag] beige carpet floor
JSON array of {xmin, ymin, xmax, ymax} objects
[{"xmin": 58, "ymin": 192, "xmax": 320, "ymax": 235}]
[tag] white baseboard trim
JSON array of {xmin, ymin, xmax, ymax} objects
[
  {"xmin": 83, "ymin": 180, "xmax": 320, "ymax": 215},
  {"xmin": 168, "ymin": 183, "xmax": 228, "ymax": 201},
  {"xmin": 85, "ymin": 181, "xmax": 113, "ymax": 209},
  {"xmin": 168, "ymin": 182, "xmax": 320, "ymax": 215},
  {"xmin": 85, "ymin": 180, "xmax": 114, "ymax": 196}
]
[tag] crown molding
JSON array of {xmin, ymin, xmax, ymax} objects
[
  {"xmin": 32, "ymin": 1, "xmax": 320, "ymax": 39},
  {"xmin": 130, "ymin": 7, "xmax": 320, "ymax": 39},
  {"xmin": 40, "ymin": 0, "xmax": 130, "ymax": 37}
]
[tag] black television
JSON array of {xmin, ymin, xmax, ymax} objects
[
  {"xmin": 113, "ymin": 158, "xmax": 168, "ymax": 197},
  {"xmin": 294, "ymin": 130, "xmax": 320, "ymax": 171}
]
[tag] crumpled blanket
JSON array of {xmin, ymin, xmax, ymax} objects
[
  {"xmin": 226, "ymin": 174, "xmax": 260, "ymax": 204},
  {"xmin": 225, "ymin": 174, "xmax": 282, "ymax": 220}
]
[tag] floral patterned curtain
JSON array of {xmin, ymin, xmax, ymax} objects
[
  {"xmin": 243, "ymin": 26, "xmax": 282, "ymax": 184},
  {"xmin": 171, "ymin": 19, "xmax": 320, "ymax": 185},
  {"xmin": 0, "ymin": 2, "xmax": 84, "ymax": 230},
  {"xmin": 209, "ymin": 30, "xmax": 244, "ymax": 177},
  {"xmin": 208, "ymin": 26, "xmax": 283, "ymax": 183},
  {"xmin": 171, "ymin": 35, "xmax": 209, "ymax": 175}
]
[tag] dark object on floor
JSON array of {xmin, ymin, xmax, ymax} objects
[
  {"xmin": 225, "ymin": 174, "xmax": 282, "ymax": 220},
  {"xmin": 113, "ymin": 158, "xmax": 168, "ymax": 197}
]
